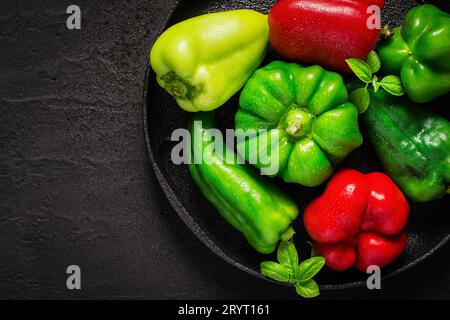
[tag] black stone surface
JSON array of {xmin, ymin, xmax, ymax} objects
[{"xmin": 0, "ymin": 0, "xmax": 449, "ymax": 299}]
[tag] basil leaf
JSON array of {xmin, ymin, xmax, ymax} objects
[
  {"xmin": 295, "ymin": 279, "xmax": 320, "ymax": 299},
  {"xmin": 346, "ymin": 58, "xmax": 373, "ymax": 83},
  {"xmin": 295, "ymin": 257, "xmax": 326, "ymax": 282},
  {"xmin": 349, "ymin": 87, "xmax": 371, "ymax": 114},
  {"xmin": 372, "ymin": 75, "xmax": 381, "ymax": 93},
  {"xmin": 380, "ymin": 75, "xmax": 405, "ymax": 96},
  {"xmin": 260, "ymin": 261, "xmax": 291, "ymax": 283},
  {"xmin": 367, "ymin": 51, "xmax": 381, "ymax": 73},
  {"xmin": 277, "ymin": 241, "xmax": 298, "ymax": 273}
]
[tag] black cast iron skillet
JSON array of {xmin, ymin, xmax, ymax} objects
[{"xmin": 143, "ymin": 0, "xmax": 450, "ymax": 290}]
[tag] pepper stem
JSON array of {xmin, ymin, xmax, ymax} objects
[
  {"xmin": 281, "ymin": 227, "xmax": 296, "ymax": 242},
  {"xmin": 381, "ymin": 24, "xmax": 394, "ymax": 39},
  {"xmin": 286, "ymin": 119, "xmax": 302, "ymax": 137},
  {"xmin": 160, "ymin": 71, "xmax": 196, "ymax": 100},
  {"xmin": 278, "ymin": 105, "xmax": 314, "ymax": 140}
]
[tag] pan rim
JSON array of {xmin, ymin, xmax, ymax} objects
[{"xmin": 142, "ymin": 0, "xmax": 450, "ymax": 291}]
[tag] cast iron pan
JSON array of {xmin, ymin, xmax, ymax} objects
[{"xmin": 143, "ymin": 0, "xmax": 450, "ymax": 290}]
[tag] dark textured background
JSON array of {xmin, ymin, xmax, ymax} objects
[{"xmin": 0, "ymin": 0, "xmax": 449, "ymax": 299}]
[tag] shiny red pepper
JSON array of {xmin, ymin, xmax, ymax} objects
[
  {"xmin": 268, "ymin": 0, "xmax": 385, "ymax": 72},
  {"xmin": 304, "ymin": 169, "xmax": 409, "ymax": 272}
]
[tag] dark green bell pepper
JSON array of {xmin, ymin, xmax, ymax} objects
[
  {"xmin": 364, "ymin": 89, "xmax": 450, "ymax": 202},
  {"xmin": 235, "ymin": 61, "xmax": 363, "ymax": 187},
  {"xmin": 188, "ymin": 112, "xmax": 299, "ymax": 254},
  {"xmin": 378, "ymin": 4, "xmax": 450, "ymax": 103}
]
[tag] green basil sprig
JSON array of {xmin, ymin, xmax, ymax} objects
[
  {"xmin": 379, "ymin": 75, "xmax": 405, "ymax": 96},
  {"xmin": 366, "ymin": 51, "xmax": 381, "ymax": 73},
  {"xmin": 260, "ymin": 240, "xmax": 325, "ymax": 299},
  {"xmin": 346, "ymin": 51, "xmax": 405, "ymax": 114}
]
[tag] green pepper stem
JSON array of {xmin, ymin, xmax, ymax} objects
[
  {"xmin": 381, "ymin": 24, "xmax": 394, "ymax": 39},
  {"xmin": 160, "ymin": 71, "xmax": 196, "ymax": 100},
  {"xmin": 286, "ymin": 120, "xmax": 302, "ymax": 136},
  {"xmin": 278, "ymin": 105, "xmax": 314, "ymax": 140},
  {"xmin": 281, "ymin": 227, "xmax": 296, "ymax": 241}
]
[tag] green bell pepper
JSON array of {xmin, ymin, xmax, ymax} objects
[
  {"xmin": 150, "ymin": 10, "xmax": 268, "ymax": 112},
  {"xmin": 364, "ymin": 89, "xmax": 450, "ymax": 202},
  {"xmin": 378, "ymin": 4, "xmax": 450, "ymax": 103},
  {"xmin": 235, "ymin": 61, "xmax": 363, "ymax": 187},
  {"xmin": 188, "ymin": 112, "xmax": 298, "ymax": 254}
]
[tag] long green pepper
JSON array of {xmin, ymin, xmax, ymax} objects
[{"xmin": 188, "ymin": 112, "xmax": 299, "ymax": 254}]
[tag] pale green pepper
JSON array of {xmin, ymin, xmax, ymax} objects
[{"xmin": 150, "ymin": 10, "xmax": 269, "ymax": 112}]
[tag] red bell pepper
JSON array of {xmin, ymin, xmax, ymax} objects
[
  {"xmin": 268, "ymin": 0, "xmax": 385, "ymax": 72},
  {"xmin": 304, "ymin": 169, "xmax": 409, "ymax": 272}
]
